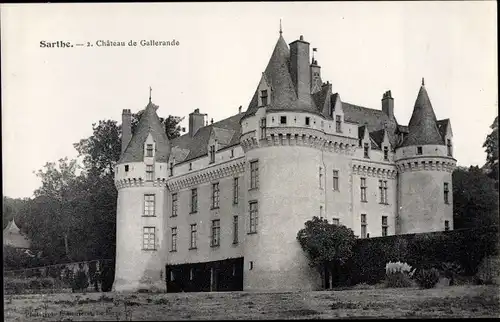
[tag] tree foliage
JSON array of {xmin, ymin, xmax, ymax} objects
[
  {"xmin": 453, "ymin": 166, "xmax": 499, "ymax": 229},
  {"xmin": 483, "ymin": 116, "xmax": 498, "ymax": 187},
  {"xmin": 297, "ymin": 216, "xmax": 356, "ymax": 271}
]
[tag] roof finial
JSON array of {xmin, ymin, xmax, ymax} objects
[
  {"xmin": 149, "ymin": 86, "xmax": 152, "ymax": 103},
  {"xmin": 279, "ymin": 19, "xmax": 282, "ymax": 35},
  {"xmin": 421, "ymin": 77, "xmax": 425, "ymax": 86}
]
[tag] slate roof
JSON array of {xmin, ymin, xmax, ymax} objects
[
  {"xmin": 119, "ymin": 101, "xmax": 171, "ymax": 163},
  {"xmin": 400, "ymin": 85, "xmax": 444, "ymax": 147},
  {"xmin": 170, "ymin": 113, "xmax": 244, "ymax": 164},
  {"xmin": 370, "ymin": 129, "xmax": 386, "ymax": 148}
]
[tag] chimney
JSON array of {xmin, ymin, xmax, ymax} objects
[
  {"xmin": 382, "ymin": 90, "xmax": 394, "ymax": 118},
  {"xmin": 189, "ymin": 108, "xmax": 204, "ymax": 136},
  {"xmin": 121, "ymin": 109, "xmax": 132, "ymax": 154},
  {"xmin": 289, "ymin": 35, "xmax": 311, "ymax": 103}
]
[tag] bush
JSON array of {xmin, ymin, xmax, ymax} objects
[
  {"xmin": 72, "ymin": 269, "xmax": 89, "ymax": 292},
  {"xmin": 475, "ymin": 255, "xmax": 500, "ymax": 285},
  {"xmin": 384, "ymin": 261, "xmax": 415, "ymax": 288},
  {"xmin": 440, "ymin": 262, "xmax": 463, "ymax": 286},
  {"xmin": 415, "ymin": 268, "xmax": 440, "ymax": 289}
]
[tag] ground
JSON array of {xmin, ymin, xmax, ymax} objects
[{"xmin": 4, "ymin": 285, "xmax": 499, "ymax": 321}]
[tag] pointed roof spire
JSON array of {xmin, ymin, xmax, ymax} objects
[
  {"xmin": 422, "ymin": 77, "xmax": 425, "ymax": 86},
  {"xmin": 149, "ymin": 86, "xmax": 152, "ymax": 103},
  {"xmin": 400, "ymin": 80, "xmax": 444, "ymax": 147},
  {"xmin": 279, "ymin": 19, "xmax": 282, "ymax": 35}
]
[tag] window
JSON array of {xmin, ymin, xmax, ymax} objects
[
  {"xmin": 171, "ymin": 193, "xmax": 178, "ymax": 217},
  {"xmin": 169, "ymin": 162, "xmax": 174, "ymax": 176},
  {"xmin": 305, "ymin": 117, "xmax": 310, "ymax": 126},
  {"xmin": 209, "ymin": 145, "xmax": 215, "ymax": 164},
  {"xmin": 125, "ymin": 165, "xmax": 129, "ymax": 172},
  {"xmin": 261, "ymin": 89, "xmax": 268, "ymax": 106},
  {"xmin": 280, "ymin": 116, "xmax": 287, "ymax": 124},
  {"xmin": 332, "ymin": 218, "xmax": 340, "ymax": 225},
  {"xmin": 233, "ymin": 177, "xmax": 239, "ymax": 205},
  {"xmin": 336, "ymin": 115, "xmax": 342, "ymax": 133},
  {"xmin": 146, "ymin": 144, "xmax": 153, "ymax": 157},
  {"xmin": 361, "ymin": 214, "xmax": 367, "ymax": 238},
  {"xmin": 233, "ymin": 215, "xmax": 239, "ymax": 244},
  {"xmin": 417, "ymin": 146, "xmax": 423, "ymax": 155},
  {"xmin": 250, "ymin": 160, "xmax": 259, "ymax": 189},
  {"xmin": 171, "ymin": 227, "xmax": 177, "ymax": 252},
  {"xmin": 144, "ymin": 194, "xmax": 155, "ymax": 216},
  {"xmin": 360, "ymin": 178, "xmax": 367, "ymax": 202},
  {"xmin": 382, "ymin": 216, "xmax": 388, "ymax": 237},
  {"xmin": 383, "ymin": 146, "xmax": 389, "ymax": 161},
  {"xmin": 191, "ymin": 188, "xmax": 198, "ymax": 213},
  {"xmin": 211, "ymin": 219, "xmax": 220, "ymax": 247},
  {"xmin": 320, "ymin": 205, "xmax": 324, "ymax": 218},
  {"xmin": 249, "ymin": 201, "xmax": 258, "ymax": 233},
  {"xmin": 146, "ymin": 165, "xmax": 154, "ymax": 181},
  {"xmin": 211, "ymin": 182, "xmax": 220, "ymax": 209},
  {"xmin": 447, "ymin": 139, "xmax": 453, "ymax": 157},
  {"xmin": 260, "ymin": 118, "xmax": 267, "ymax": 139},
  {"xmin": 332, "ymin": 170, "xmax": 339, "ymax": 191},
  {"xmin": 190, "ymin": 268, "xmax": 194, "ymax": 281},
  {"xmin": 379, "ymin": 180, "xmax": 388, "ymax": 204},
  {"xmin": 249, "ymin": 261, "xmax": 254, "ymax": 270},
  {"xmin": 143, "ymin": 227, "xmax": 156, "ymax": 250},
  {"xmin": 444, "ymin": 183, "xmax": 449, "ymax": 204},
  {"xmin": 445, "ymin": 220, "xmax": 450, "ymax": 231},
  {"xmin": 230, "ymin": 149, "xmax": 234, "ymax": 158},
  {"xmin": 364, "ymin": 143, "xmax": 370, "ymax": 158},
  {"xmin": 319, "ymin": 167, "xmax": 323, "ymax": 189},
  {"xmin": 190, "ymin": 224, "xmax": 197, "ymax": 249},
  {"xmin": 189, "ymin": 163, "xmax": 192, "ymax": 170}
]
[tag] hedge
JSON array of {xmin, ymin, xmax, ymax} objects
[{"xmin": 336, "ymin": 225, "xmax": 499, "ymax": 286}]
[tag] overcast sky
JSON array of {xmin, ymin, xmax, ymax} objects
[{"xmin": 1, "ymin": 2, "xmax": 497, "ymax": 199}]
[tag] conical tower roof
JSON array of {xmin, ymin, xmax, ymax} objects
[
  {"xmin": 119, "ymin": 101, "xmax": 170, "ymax": 163},
  {"xmin": 400, "ymin": 81, "xmax": 444, "ymax": 147}
]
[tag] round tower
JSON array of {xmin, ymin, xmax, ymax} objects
[
  {"xmin": 395, "ymin": 80, "xmax": 456, "ymax": 234},
  {"xmin": 113, "ymin": 101, "xmax": 171, "ymax": 292}
]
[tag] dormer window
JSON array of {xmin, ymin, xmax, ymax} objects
[
  {"xmin": 209, "ymin": 145, "xmax": 216, "ymax": 164},
  {"xmin": 305, "ymin": 117, "xmax": 310, "ymax": 126},
  {"xmin": 146, "ymin": 144, "xmax": 154, "ymax": 157},
  {"xmin": 364, "ymin": 143, "xmax": 370, "ymax": 159},
  {"xmin": 280, "ymin": 116, "xmax": 287, "ymax": 125},
  {"xmin": 447, "ymin": 139, "xmax": 453, "ymax": 157},
  {"xmin": 261, "ymin": 90, "xmax": 268, "ymax": 106},
  {"xmin": 417, "ymin": 146, "xmax": 423, "ymax": 155},
  {"xmin": 383, "ymin": 146, "xmax": 389, "ymax": 161},
  {"xmin": 335, "ymin": 115, "xmax": 342, "ymax": 133}
]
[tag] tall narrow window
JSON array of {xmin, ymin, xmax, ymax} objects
[
  {"xmin": 190, "ymin": 224, "xmax": 197, "ymax": 249},
  {"xmin": 171, "ymin": 193, "xmax": 178, "ymax": 217},
  {"xmin": 125, "ymin": 165, "xmax": 129, "ymax": 172},
  {"xmin": 233, "ymin": 177, "xmax": 239, "ymax": 205},
  {"xmin": 336, "ymin": 115, "xmax": 342, "ymax": 133},
  {"xmin": 169, "ymin": 162, "xmax": 174, "ymax": 176},
  {"xmin": 260, "ymin": 118, "xmax": 267, "ymax": 139},
  {"xmin": 383, "ymin": 146, "xmax": 389, "ymax": 161},
  {"xmin": 382, "ymin": 216, "xmax": 388, "ymax": 237},
  {"xmin": 171, "ymin": 227, "xmax": 177, "ymax": 252},
  {"xmin": 249, "ymin": 201, "xmax": 258, "ymax": 234},
  {"xmin": 447, "ymin": 139, "xmax": 453, "ymax": 157},
  {"xmin": 191, "ymin": 188, "xmax": 198, "ymax": 213},
  {"xmin": 250, "ymin": 160, "xmax": 259, "ymax": 189},
  {"xmin": 230, "ymin": 149, "xmax": 234, "ymax": 158},
  {"xmin": 261, "ymin": 89, "xmax": 268, "ymax": 106},
  {"xmin": 383, "ymin": 181, "xmax": 388, "ymax": 204},
  {"xmin": 280, "ymin": 116, "xmax": 287, "ymax": 124},
  {"xmin": 445, "ymin": 220, "xmax": 450, "ymax": 231},
  {"xmin": 332, "ymin": 170, "xmax": 339, "ymax": 191},
  {"xmin": 360, "ymin": 178, "xmax": 367, "ymax": 202},
  {"xmin": 417, "ymin": 146, "xmax": 423, "ymax": 155},
  {"xmin": 332, "ymin": 218, "xmax": 340, "ymax": 225},
  {"xmin": 189, "ymin": 163, "xmax": 192, "ymax": 170},
  {"xmin": 379, "ymin": 180, "xmax": 384, "ymax": 203},
  {"xmin": 233, "ymin": 215, "xmax": 239, "ymax": 244},
  {"xmin": 364, "ymin": 143, "xmax": 370, "ymax": 158},
  {"xmin": 361, "ymin": 214, "xmax": 367, "ymax": 238},
  {"xmin": 305, "ymin": 117, "xmax": 310, "ymax": 126},
  {"xmin": 146, "ymin": 144, "xmax": 154, "ymax": 157},
  {"xmin": 143, "ymin": 227, "xmax": 156, "ymax": 250},
  {"xmin": 211, "ymin": 219, "xmax": 220, "ymax": 247},
  {"xmin": 319, "ymin": 167, "xmax": 323, "ymax": 189},
  {"xmin": 212, "ymin": 182, "xmax": 220, "ymax": 209},
  {"xmin": 320, "ymin": 205, "xmax": 323, "ymax": 218},
  {"xmin": 209, "ymin": 145, "xmax": 216, "ymax": 164},
  {"xmin": 444, "ymin": 183, "xmax": 449, "ymax": 204},
  {"xmin": 144, "ymin": 194, "xmax": 155, "ymax": 216},
  {"xmin": 146, "ymin": 165, "xmax": 154, "ymax": 181}
]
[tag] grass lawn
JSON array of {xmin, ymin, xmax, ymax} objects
[{"xmin": 4, "ymin": 285, "xmax": 499, "ymax": 320}]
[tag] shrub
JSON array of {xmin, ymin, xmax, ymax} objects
[
  {"xmin": 440, "ymin": 262, "xmax": 464, "ymax": 286},
  {"xmin": 384, "ymin": 261, "xmax": 415, "ymax": 288},
  {"xmin": 475, "ymin": 255, "xmax": 500, "ymax": 285},
  {"xmin": 72, "ymin": 269, "xmax": 89, "ymax": 292},
  {"xmin": 415, "ymin": 268, "xmax": 440, "ymax": 289}
]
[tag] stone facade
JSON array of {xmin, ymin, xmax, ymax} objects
[{"xmin": 112, "ymin": 31, "xmax": 457, "ymax": 292}]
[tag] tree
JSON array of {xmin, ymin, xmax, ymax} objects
[
  {"xmin": 297, "ymin": 216, "xmax": 356, "ymax": 288},
  {"xmin": 131, "ymin": 110, "xmax": 184, "ymax": 140},
  {"xmin": 483, "ymin": 116, "xmax": 498, "ymax": 187},
  {"xmin": 453, "ymin": 166, "xmax": 499, "ymax": 229}
]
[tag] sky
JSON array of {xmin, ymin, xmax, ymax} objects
[{"xmin": 1, "ymin": 2, "xmax": 497, "ymax": 199}]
